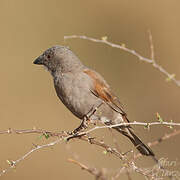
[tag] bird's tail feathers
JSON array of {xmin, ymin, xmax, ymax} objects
[{"xmin": 115, "ymin": 127, "xmax": 154, "ymax": 156}]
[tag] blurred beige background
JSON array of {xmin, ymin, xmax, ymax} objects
[{"xmin": 0, "ymin": 0, "xmax": 179, "ymax": 179}]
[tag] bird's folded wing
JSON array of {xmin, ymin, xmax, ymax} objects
[{"xmin": 83, "ymin": 69, "xmax": 129, "ymax": 122}]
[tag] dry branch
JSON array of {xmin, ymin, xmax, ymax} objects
[
  {"xmin": 64, "ymin": 35, "xmax": 180, "ymax": 87},
  {"xmin": 68, "ymin": 158, "xmax": 107, "ymax": 180},
  {"xmin": 0, "ymin": 123, "xmax": 179, "ymax": 177}
]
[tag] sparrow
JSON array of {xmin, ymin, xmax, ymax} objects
[{"xmin": 33, "ymin": 45, "xmax": 154, "ymax": 156}]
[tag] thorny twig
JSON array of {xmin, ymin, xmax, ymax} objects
[
  {"xmin": 1, "ymin": 121, "xmax": 179, "ymax": 136},
  {"xmin": 68, "ymin": 158, "xmax": 162, "ymax": 180},
  {"xmin": 68, "ymin": 158, "xmax": 107, "ymax": 180},
  {"xmin": 0, "ymin": 138, "xmax": 63, "ymax": 176},
  {"xmin": 64, "ymin": 35, "xmax": 180, "ymax": 87},
  {"xmin": 0, "ymin": 123, "xmax": 179, "ymax": 177},
  {"xmin": 148, "ymin": 29, "xmax": 155, "ymax": 60}
]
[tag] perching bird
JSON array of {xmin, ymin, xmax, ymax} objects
[{"xmin": 33, "ymin": 45, "xmax": 154, "ymax": 156}]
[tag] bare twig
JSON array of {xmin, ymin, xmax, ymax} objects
[
  {"xmin": 1, "ymin": 121, "xmax": 179, "ymax": 137},
  {"xmin": 148, "ymin": 129, "xmax": 180, "ymax": 146},
  {"xmin": 68, "ymin": 158, "xmax": 107, "ymax": 180},
  {"xmin": 109, "ymin": 128, "xmax": 122, "ymax": 155},
  {"xmin": 148, "ymin": 29, "xmax": 155, "ymax": 60},
  {"xmin": 0, "ymin": 128, "xmax": 65, "ymax": 136},
  {"xmin": 0, "ymin": 138, "xmax": 63, "ymax": 176},
  {"xmin": 2, "ymin": 121, "xmax": 179, "ymax": 136},
  {"xmin": 79, "ymin": 135, "xmax": 125, "ymax": 160},
  {"xmin": 125, "ymin": 170, "xmax": 132, "ymax": 180},
  {"xmin": 68, "ymin": 157, "xmax": 165, "ymax": 180},
  {"xmin": 68, "ymin": 158, "xmax": 158, "ymax": 180},
  {"xmin": 0, "ymin": 124, "xmax": 179, "ymax": 177},
  {"xmin": 81, "ymin": 121, "xmax": 180, "ymax": 135},
  {"xmin": 64, "ymin": 35, "xmax": 180, "ymax": 87}
]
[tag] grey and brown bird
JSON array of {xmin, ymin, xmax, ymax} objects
[{"xmin": 33, "ymin": 45, "xmax": 154, "ymax": 156}]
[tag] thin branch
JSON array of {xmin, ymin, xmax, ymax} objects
[
  {"xmin": 81, "ymin": 121, "xmax": 180, "ymax": 135},
  {"xmin": 1, "ymin": 121, "xmax": 179, "ymax": 136},
  {"xmin": 64, "ymin": 35, "xmax": 180, "ymax": 87},
  {"xmin": 148, "ymin": 29, "xmax": 155, "ymax": 60},
  {"xmin": 0, "ymin": 128, "xmax": 65, "ymax": 136},
  {"xmin": 148, "ymin": 129, "xmax": 180, "ymax": 146},
  {"xmin": 125, "ymin": 170, "xmax": 132, "ymax": 180},
  {"xmin": 68, "ymin": 158, "xmax": 162, "ymax": 180},
  {"xmin": 0, "ymin": 138, "xmax": 64, "ymax": 176},
  {"xmin": 109, "ymin": 129, "xmax": 122, "ymax": 155},
  {"xmin": 79, "ymin": 135, "xmax": 125, "ymax": 160},
  {"xmin": 68, "ymin": 158, "xmax": 107, "ymax": 180},
  {"xmin": 0, "ymin": 125, "xmax": 179, "ymax": 177},
  {"xmin": 68, "ymin": 158, "xmax": 156, "ymax": 180}
]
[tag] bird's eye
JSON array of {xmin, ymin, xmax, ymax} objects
[{"xmin": 47, "ymin": 55, "xmax": 51, "ymax": 59}]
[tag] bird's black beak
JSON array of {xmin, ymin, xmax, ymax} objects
[{"xmin": 33, "ymin": 55, "xmax": 43, "ymax": 65}]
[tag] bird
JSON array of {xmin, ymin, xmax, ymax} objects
[{"xmin": 33, "ymin": 45, "xmax": 154, "ymax": 156}]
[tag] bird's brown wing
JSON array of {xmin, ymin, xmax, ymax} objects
[
  {"xmin": 84, "ymin": 69, "xmax": 129, "ymax": 123},
  {"xmin": 84, "ymin": 69, "xmax": 155, "ymax": 156}
]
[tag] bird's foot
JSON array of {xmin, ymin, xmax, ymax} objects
[
  {"xmin": 66, "ymin": 131, "xmax": 86, "ymax": 141},
  {"xmin": 73, "ymin": 117, "xmax": 88, "ymax": 134},
  {"xmin": 66, "ymin": 117, "xmax": 88, "ymax": 141}
]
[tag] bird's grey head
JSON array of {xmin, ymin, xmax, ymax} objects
[{"xmin": 33, "ymin": 45, "xmax": 84, "ymax": 76}]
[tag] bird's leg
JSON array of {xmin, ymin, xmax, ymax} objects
[
  {"xmin": 66, "ymin": 117, "xmax": 88, "ymax": 141},
  {"xmin": 73, "ymin": 102, "xmax": 103, "ymax": 134},
  {"xmin": 72, "ymin": 116, "xmax": 88, "ymax": 134},
  {"xmin": 67, "ymin": 103, "xmax": 103, "ymax": 141}
]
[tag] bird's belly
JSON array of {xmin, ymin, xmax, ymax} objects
[{"xmin": 54, "ymin": 81, "xmax": 100, "ymax": 119}]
